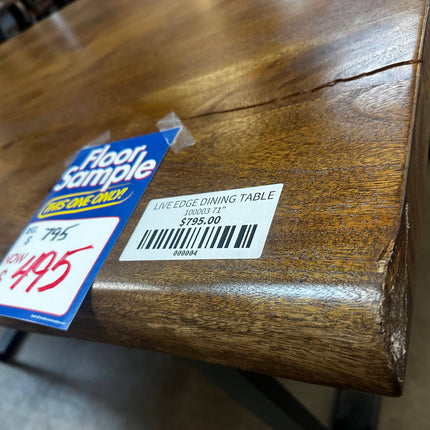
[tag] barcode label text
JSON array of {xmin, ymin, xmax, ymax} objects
[{"xmin": 120, "ymin": 184, "xmax": 283, "ymax": 261}]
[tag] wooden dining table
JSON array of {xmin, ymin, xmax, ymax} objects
[{"xmin": 0, "ymin": 0, "xmax": 428, "ymax": 397}]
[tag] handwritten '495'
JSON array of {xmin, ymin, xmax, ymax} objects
[{"xmin": 0, "ymin": 245, "xmax": 93, "ymax": 293}]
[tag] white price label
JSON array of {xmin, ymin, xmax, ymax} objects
[
  {"xmin": 120, "ymin": 184, "xmax": 283, "ymax": 261},
  {"xmin": 0, "ymin": 217, "xmax": 118, "ymax": 316}
]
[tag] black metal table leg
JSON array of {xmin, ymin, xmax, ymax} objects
[
  {"xmin": 193, "ymin": 358, "xmax": 382, "ymax": 430},
  {"xmin": 332, "ymin": 390, "xmax": 380, "ymax": 430},
  {"xmin": 193, "ymin": 359, "xmax": 327, "ymax": 430},
  {"xmin": 0, "ymin": 329, "xmax": 26, "ymax": 361}
]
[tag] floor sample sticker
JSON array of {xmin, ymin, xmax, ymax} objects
[
  {"xmin": 120, "ymin": 183, "xmax": 283, "ymax": 261},
  {"xmin": 0, "ymin": 128, "xmax": 180, "ymax": 330}
]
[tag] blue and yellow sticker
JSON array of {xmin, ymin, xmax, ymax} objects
[{"xmin": 0, "ymin": 128, "xmax": 179, "ymax": 330}]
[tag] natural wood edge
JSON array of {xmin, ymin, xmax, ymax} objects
[
  {"xmin": 378, "ymin": 5, "xmax": 430, "ymax": 396},
  {"xmin": 378, "ymin": 205, "xmax": 408, "ymax": 396}
]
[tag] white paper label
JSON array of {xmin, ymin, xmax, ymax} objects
[
  {"xmin": 120, "ymin": 184, "xmax": 283, "ymax": 261},
  {"xmin": 0, "ymin": 217, "xmax": 118, "ymax": 316}
]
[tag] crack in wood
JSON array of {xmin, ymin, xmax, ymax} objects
[{"xmin": 185, "ymin": 59, "xmax": 423, "ymax": 120}]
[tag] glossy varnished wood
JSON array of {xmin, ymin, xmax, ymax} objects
[{"xmin": 0, "ymin": 0, "xmax": 429, "ymax": 395}]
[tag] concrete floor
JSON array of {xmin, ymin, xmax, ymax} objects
[{"xmin": 1, "ymin": 168, "xmax": 430, "ymax": 429}]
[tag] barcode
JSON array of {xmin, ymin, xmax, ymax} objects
[{"xmin": 136, "ymin": 224, "xmax": 258, "ymax": 251}]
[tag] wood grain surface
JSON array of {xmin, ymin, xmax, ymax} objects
[{"xmin": 0, "ymin": 0, "xmax": 429, "ymax": 395}]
